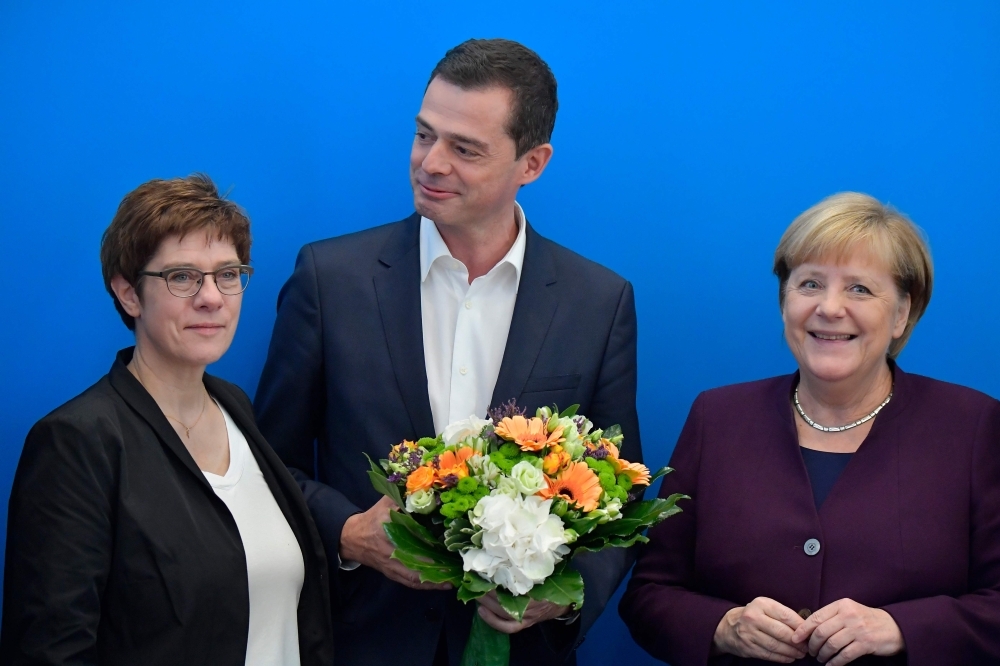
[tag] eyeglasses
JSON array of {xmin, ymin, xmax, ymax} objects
[{"xmin": 138, "ymin": 264, "xmax": 254, "ymax": 298}]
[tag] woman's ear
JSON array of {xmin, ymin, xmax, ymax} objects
[
  {"xmin": 892, "ymin": 293, "xmax": 912, "ymax": 339},
  {"xmin": 110, "ymin": 274, "xmax": 142, "ymax": 320}
]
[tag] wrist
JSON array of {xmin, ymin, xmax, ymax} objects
[
  {"xmin": 339, "ymin": 513, "xmax": 364, "ymax": 563},
  {"xmin": 712, "ymin": 607, "xmax": 741, "ymax": 655}
]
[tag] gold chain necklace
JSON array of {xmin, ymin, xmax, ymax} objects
[{"xmin": 132, "ymin": 361, "xmax": 209, "ymax": 439}]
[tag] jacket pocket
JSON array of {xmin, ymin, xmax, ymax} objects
[{"xmin": 521, "ymin": 374, "xmax": 581, "ymax": 393}]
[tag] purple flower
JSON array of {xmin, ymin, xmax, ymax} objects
[
  {"xmin": 488, "ymin": 399, "xmax": 526, "ymax": 424},
  {"xmin": 440, "ymin": 474, "xmax": 459, "ymax": 488},
  {"xmin": 387, "ymin": 472, "xmax": 404, "ymax": 484}
]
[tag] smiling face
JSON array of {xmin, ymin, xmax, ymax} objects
[
  {"xmin": 117, "ymin": 230, "xmax": 243, "ymax": 370},
  {"xmin": 409, "ymin": 77, "xmax": 549, "ymax": 230},
  {"xmin": 782, "ymin": 252, "xmax": 911, "ymax": 386}
]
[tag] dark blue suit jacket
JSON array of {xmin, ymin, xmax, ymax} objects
[{"xmin": 254, "ymin": 213, "xmax": 641, "ymax": 666}]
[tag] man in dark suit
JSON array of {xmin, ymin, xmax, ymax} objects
[{"xmin": 254, "ymin": 38, "xmax": 641, "ymax": 666}]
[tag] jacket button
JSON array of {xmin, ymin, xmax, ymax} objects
[
  {"xmin": 804, "ymin": 538, "xmax": 821, "ymax": 556},
  {"xmin": 798, "ymin": 608, "xmax": 812, "ymax": 619}
]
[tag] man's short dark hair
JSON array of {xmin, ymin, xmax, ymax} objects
[{"xmin": 428, "ymin": 38, "xmax": 557, "ymax": 159}]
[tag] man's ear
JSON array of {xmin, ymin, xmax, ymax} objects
[
  {"xmin": 517, "ymin": 143, "xmax": 554, "ymax": 186},
  {"xmin": 110, "ymin": 274, "xmax": 142, "ymax": 320}
]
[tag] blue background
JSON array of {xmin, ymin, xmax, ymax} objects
[{"xmin": 2, "ymin": 1, "xmax": 998, "ymax": 662}]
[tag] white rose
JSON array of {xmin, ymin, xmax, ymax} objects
[
  {"xmin": 510, "ymin": 460, "xmax": 547, "ymax": 496},
  {"xmin": 442, "ymin": 415, "xmax": 492, "ymax": 446},
  {"xmin": 405, "ymin": 489, "xmax": 436, "ymax": 514},
  {"xmin": 461, "ymin": 494, "xmax": 570, "ymax": 595}
]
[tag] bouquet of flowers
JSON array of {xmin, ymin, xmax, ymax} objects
[{"xmin": 366, "ymin": 402, "xmax": 687, "ymax": 666}]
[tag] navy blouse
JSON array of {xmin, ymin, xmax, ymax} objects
[{"xmin": 800, "ymin": 447, "xmax": 853, "ymax": 508}]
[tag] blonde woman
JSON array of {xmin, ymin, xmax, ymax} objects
[{"xmin": 621, "ymin": 193, "xmax": 1000, "ymax": 665}]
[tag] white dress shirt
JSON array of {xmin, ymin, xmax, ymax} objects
[
  {"xmin": 204, "ymin": 403, "xmax": 305, "ymax": 666},
  {"xmin": 420, "ymin": 204, "xmax": 526, "ymax": 435}
]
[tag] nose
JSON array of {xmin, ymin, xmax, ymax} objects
[
  {"xmin": 193, "ymin": 274, "xmax": 225, "ymax": 309},
  {"xmin": 420, "ymin": 138, "xmax": 451, "ymax": 176},
  {"xmin": 815, "ymin": 289, "xmax": 846, "ymax": 318}
]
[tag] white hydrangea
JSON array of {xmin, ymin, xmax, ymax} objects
[
  {"xmin": 441, "ymin": 416, "xmax": 492, "ymax": 446},
  {"xmin": 461, "ymin": 494, "xmax": 570, "ymax": 595}
]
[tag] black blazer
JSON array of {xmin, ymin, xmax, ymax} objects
[
  {"xmin": 254, "ymin": 213, "xmax": 642, "ymax": 666},
  {"xmin": 1, "ymin": 348, "xmax": 334, "ymax": 666}
]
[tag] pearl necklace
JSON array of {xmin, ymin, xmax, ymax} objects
[{"xmin": 794, "ymin": 386, "xmax": 893, "ymax": 433}]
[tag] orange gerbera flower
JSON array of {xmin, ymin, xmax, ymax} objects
[
  {"xmin": 435, "ymin": 446, "xmax": 475, "ymax": 485},
  {"xmin": 586, "ymin": 438, "xmax": 650, "ymax": 486},
  {"xmin": 539, "ymin": 462, "xmax": 603, "ymax": 513},
  {"xmin": 494, "ymin": 415, "xmax": 565, "ymax": 452},
  {"xmin": 618, "ymin": 460, "xmax": 651, "ymax": 486},
  {"xmin": 406, "ymin": 466, "xmax": 436, "ymax": 494}
]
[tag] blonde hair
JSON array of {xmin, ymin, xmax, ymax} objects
[{"xmin": 773, "ymin": 192, "xmax": 933, "ymax": 358}]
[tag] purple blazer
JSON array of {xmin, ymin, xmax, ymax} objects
[{"xmin": 619, "ymin": 366, "xmax": 1000, "ymax": 665}]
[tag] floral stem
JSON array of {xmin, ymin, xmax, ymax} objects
[{"xmin": 460, "ymin": 611, "xmax": 510, "ymax": 666}]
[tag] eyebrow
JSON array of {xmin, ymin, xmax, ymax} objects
[
  {"xmin": 415, "ymin": 115, "xmax": 490, "ymax": 152},
  {"xmin": 157, "ymin": 261, "xmax": 242, "ymax": 272}
]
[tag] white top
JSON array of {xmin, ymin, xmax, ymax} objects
[
  {"xmin": 204, "ymin": 404, "xmax": 305, "ymax": 666},
  {"xmin": 420, "ymin": 204, "xmax": 527, "ymax": 434}
]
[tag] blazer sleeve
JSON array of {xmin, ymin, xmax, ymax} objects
[
  {"xmin": 536, "ymin": 280, "xmax": 643, "ymax": 655},
  {"xmin": 881, "ymin": 398, "xmax": 1000, "ymax": 664},
  {"xmin": 0, "ymin": 416, "xmax": 116, "ymax": 666},
  {"xmin": 618, "ymin": 392, "xmax": 739, "ymax": 666},
  {"xmin": 254, "ymin": 244, "xmax": 362, "ymax": 563}
]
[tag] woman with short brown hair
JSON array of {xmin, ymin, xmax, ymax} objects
[{"xmin": 1, "ymin": 175, "xmax": 333, "ymax": 666}]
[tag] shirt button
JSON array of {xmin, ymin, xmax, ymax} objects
[
  {"xmin": 459, "ymin": 366, "xmax": 468, "ymax": 375},
  {"xmin": 465, "ymin": 300, "xmax": 472, "ymax": 309},
  {"xmin": 804, "ymin": 538, "xmax": 821, "ymax": 556}
]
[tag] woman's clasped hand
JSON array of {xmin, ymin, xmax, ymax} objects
[{"xmin": 714, "ymin": 597, "xmax": 905, "ymax": 665}]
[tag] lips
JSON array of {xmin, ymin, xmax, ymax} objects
[
  {"xmin": 809, "ymin": 332, "xmax": 857, "ymax": 341},
  {"xmin": 417, "ymin": 180, "xmax": 459, "ymax": 200}
]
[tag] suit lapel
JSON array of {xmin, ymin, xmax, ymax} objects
[
  {"xmin": 373, "ymin": 214, "xmax": 436, "ymax": 437},
  {"xmin": 108, "ymin": 348, "xmax": 213, "ymax": 488},
  {"xmin": 490, "ymin": 224, "xmax": 559, "ymax": 408}
]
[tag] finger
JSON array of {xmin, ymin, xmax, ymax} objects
[
  {"xmin": 478, "ymin": 605, "xmax": 523, "ymax": 634},
  {"xmin": 747, "ymin": 633, "xmax": 806, "ymax": 662},
  {"xmin": 826, "ymin": 641, "xmax": 867, "ymax": 666},
  {"xmin": 794, "ymin": 602, "xmax": 842, "ymax": 643},
  {"xmin": 476, "ymin": 592, "xmax": 512, "ymax": 620},
  {"xmin": 808, "ymin": 616, "xmax": 847, "ymax": 657},
  {"xmin": 759, "ymin": 599, "xmax": 805, "ymax": 631},
  {"xmin": 815, "ymin": 627, "xmax": 852, "ymax": 664}
]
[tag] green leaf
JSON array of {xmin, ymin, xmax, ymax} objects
[
  {"xmin": 383, "ymin": 523, "xmax": 452, "ymax": 562},
  {"xmin": 457, "ymin": 572, "xmax": 497, "ymax": 603},
  {"xmin": 388, "ymin": 509, "xmax": 440, "ymax": 547},
  {"xmin": 391, "ymin": 551, "xmax": 463, "ymax": 584},
  {"xmin": 648, "ymin": 465, "xmax": 673, "ymax": 484},
  {"xmin": 602, "ymin": 424, "xmax": 622, "ymax": 441},
  {"xmin": 365, "ymin": 453, "xmax": 404, "ymax": 509},
  {"xmin": 565, "ymin": 514, "xmax": 602, "ymax": 537},
  {"xmin": 559, "ymin": 404, "xmax": 580, "ymax": 418},
  {"xmin": 528, "ymin": 566, "xmax": 585, "ymax": 610},
  {"xmin": 495, "ymin": 588, "xmax": 531, "ymax": 622}
]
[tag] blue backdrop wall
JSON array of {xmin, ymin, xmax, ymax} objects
[{"xmin": 2, "ymin": 2, "xmax": 999, "ymax": 662}]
